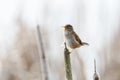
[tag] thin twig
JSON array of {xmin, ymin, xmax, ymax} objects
[
  {"xmin": 64, "ymin": 42, "xmax": 73, "ymax": 80},
  {"xmin": 37, "ymin": 25, "xmax": 48, "ymax": 80}
]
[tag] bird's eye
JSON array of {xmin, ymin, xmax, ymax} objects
[{"xmin": 68, "ymin": 26, "xmax": 72, "ymax": 29}]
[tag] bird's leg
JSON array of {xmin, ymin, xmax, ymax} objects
[
  {"xmin": 64, "ymin": 42, "xmax": 71, "ymax": 54},
  {"xmin": 69, "ymin": 49, "xmax": 74, "ymax": 53}
]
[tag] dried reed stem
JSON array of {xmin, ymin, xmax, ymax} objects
[
  {"xmin": 37, "ymin": 25, "xmax": 48, "ymax": 80},
  {"xmin": 64, "ymin": 42, "xmax": 73, "ymax": 80},
  {"xmin": 93, "ymin": 59, "xmax": 99, "ymax": 80}
]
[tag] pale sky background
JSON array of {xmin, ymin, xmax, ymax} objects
[{"xmin": 0, "ymin": 0, "xmax": 120, "ymax": 80}]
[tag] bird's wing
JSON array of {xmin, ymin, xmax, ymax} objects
[{"xmin": 73, "ymin": 32, "xmax": 82, "ymax": 45}]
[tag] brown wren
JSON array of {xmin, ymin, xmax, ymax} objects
[{"xmin": 63, "ymin": 24, "xmax": 89, "ymax": 50}]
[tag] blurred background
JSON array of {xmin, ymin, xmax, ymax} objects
[{"xmin": 0, "ymin": 0, "xmax": 120, "ymax": 80}]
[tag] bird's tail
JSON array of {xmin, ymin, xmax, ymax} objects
[{"xmin": 82, "ymin": 42, "xmax": 89, "ymax": 46}]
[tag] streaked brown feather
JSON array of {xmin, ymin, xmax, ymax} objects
[
  {"xmin": 74, "ymin": 32, "xmax": 89, "ymax": 46},
  {"xmin": 73, "ymin": 32, "xmax": 83, "ymax": 45}
]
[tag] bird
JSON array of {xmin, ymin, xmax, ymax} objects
[{"xmin": 63, "ymin": 24, "xmax": 89, "ymax": 50}]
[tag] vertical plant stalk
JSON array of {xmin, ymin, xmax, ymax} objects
[
  {"xmin": 93, "ymin": 59, "xmax": 99, "ymax": 80},
  {"xmin": 64, "ymin": 42, "xmax": 73, "ymax": 80},
  {"xmin": 37, "ymin": 25, "xmax": 48, "ymax": 80}
]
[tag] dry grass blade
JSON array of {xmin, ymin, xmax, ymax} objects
[{"xmin": 37, "ymin": 25, "xmax": 48, "ymax": 80}]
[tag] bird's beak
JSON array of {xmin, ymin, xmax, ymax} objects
[{"xmin": 63, "ymin": 26, "xmax": 66, "ymax": 31}]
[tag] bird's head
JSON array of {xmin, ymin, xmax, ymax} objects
[{"xmin": 64, "ymin": 24, "xmax": 74, "ymax": 32}]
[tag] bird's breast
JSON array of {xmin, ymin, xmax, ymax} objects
[{"xmin": 65, "ymin": 33, "xmax": 80, "ymax": 49}]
